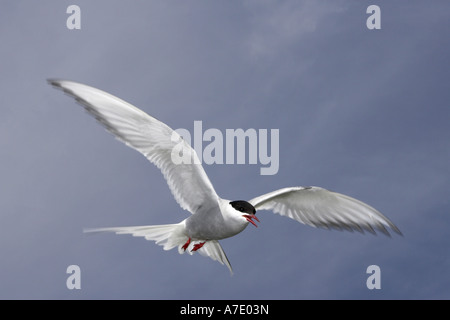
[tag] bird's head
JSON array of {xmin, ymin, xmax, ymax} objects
[{"xmin": 230, "ymin": 200, "xmax": 259, "ymax": 227}]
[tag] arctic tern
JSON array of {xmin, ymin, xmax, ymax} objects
[{"xmin": 48, "ymin": 79, "xmax": 402, "ymax": 274}]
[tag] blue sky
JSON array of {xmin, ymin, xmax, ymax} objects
[{"xmin": 1, "ymin": 1, "xmax": 449, "ymax": 299}]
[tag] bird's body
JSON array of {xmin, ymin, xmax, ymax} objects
[
  {"xmin": 185, "ymin": 199, "xmax": 248, "ymax": 240},
  {"xmin": 48, "ymin": 79, "xmax": 402, "ymax": 274}
]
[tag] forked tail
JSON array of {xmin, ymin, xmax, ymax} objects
[
  {"xmin": 84, "ymin": 223, "xmax": 187, "ymax": 251},
  {"xmin": 84, "ymin": 223, "xmax": 233, "ymax": 274}
]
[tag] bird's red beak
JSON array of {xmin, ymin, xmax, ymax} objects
[{"xmin": 243, "ymin": 214, "xmax": 260, "ymax": 227}]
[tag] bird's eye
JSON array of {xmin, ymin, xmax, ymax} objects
[{"xmin": 239, "ymin": 207, "xmax": 244, "ymax": 212}]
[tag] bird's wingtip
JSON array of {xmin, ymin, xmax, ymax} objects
[
  {"xmin": 393, "ymin": 226, "xmax": 404, "ymax": 237},
  {"xmin": 47, "ymin": 78, "xmax": 60, "ymax": 85}
]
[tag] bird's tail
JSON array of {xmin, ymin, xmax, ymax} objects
[
  {"xmin": 84, "ymin": 222, "xmax": 187, "ymax": 252},
  {"xmin": 84, "ymin": 222, "xmax": 233, "ymax": 274}
]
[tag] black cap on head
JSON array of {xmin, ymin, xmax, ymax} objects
[{"xmin": 230, "ymin": 200, "xmax": 256, "ymax": 215}]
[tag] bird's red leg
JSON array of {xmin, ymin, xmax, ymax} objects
[
  {"xmin": 191, "ymin": 241, "xmax": 206, "ymax": 252},
  {"xmin": 182, "ymin": 238, "xmax": 191, "ymax": 251}
]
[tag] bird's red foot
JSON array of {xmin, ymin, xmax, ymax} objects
[
  {"xmin": 182, "ymin": 238, "xmax": 191, "ymax": 251},
  {"xmin": 191, "ymin": 241, "xmax": 206, "ymax": 252}
]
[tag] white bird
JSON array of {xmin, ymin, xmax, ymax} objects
[{"xmin": 48, "ymin": 79, "xmax": 402, "ymax": 274}]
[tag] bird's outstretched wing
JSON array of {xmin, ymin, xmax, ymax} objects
[
  {"xmin": 48, "ymin": 79, "xmax": 218, "ymax": 214},
  {"xmin": 249, "ymin": 186, "xmax": 402, "ymax": 236}
]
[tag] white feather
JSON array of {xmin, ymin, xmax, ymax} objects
[
  {"xmin": 48, "ymin": 79, "xmax": 218, "ymax": 215},
  {"xmin": 250, "ymin": 186, "xmax": 402, "ymax": 236}
]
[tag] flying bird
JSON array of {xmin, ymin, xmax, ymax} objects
[{"xmin": 48, "ymin": 79, "xmax": 402, "ymax": 274}]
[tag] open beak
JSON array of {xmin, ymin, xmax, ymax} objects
[{"xmin": 243, "ymin": 214, "xmax": 260, "ymax": 227}]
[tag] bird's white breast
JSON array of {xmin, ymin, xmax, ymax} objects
[{"xmin": 185, "ymin": 198, "xmax": 249, "ymax": 240}]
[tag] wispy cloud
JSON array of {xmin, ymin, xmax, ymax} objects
[{"xmin": 244, "ymin": 0, "xmax": 346, "ymax": 58}]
